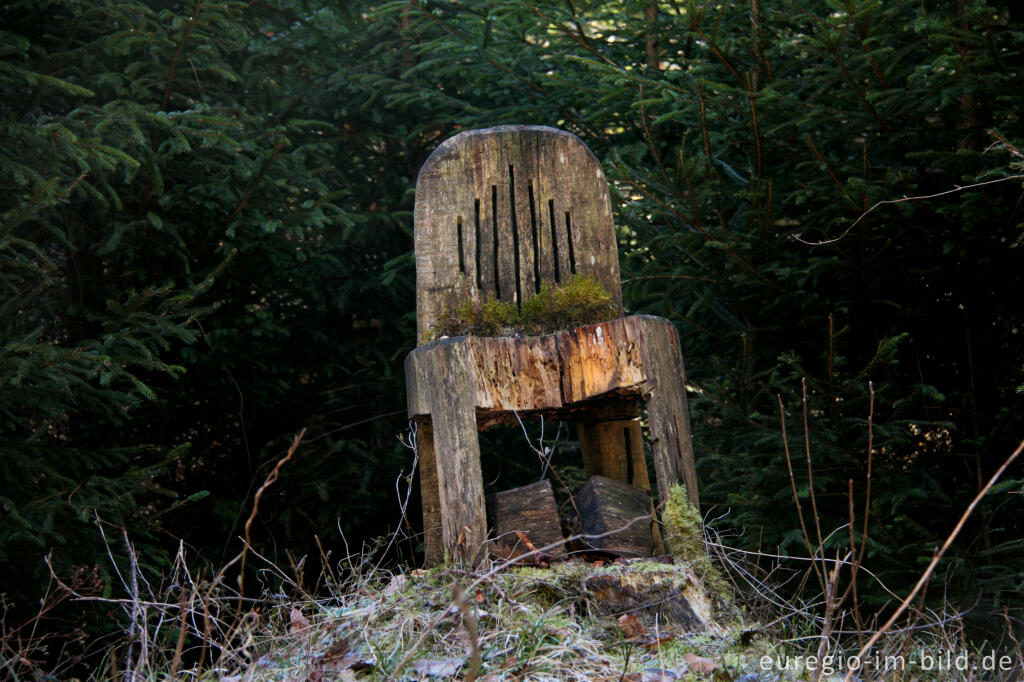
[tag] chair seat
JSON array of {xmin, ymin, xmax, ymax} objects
[
  {"xmin": 407, "ymin": 315, "xmax": 677, "ymax": 428},
  {"xmin": 405, "ymin": 314, "xmax": 697, "ymax": 562}
]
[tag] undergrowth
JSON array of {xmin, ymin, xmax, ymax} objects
[
  {"xmin": 7, "ymin": 514, "xmax": 1023, "ymax": 681},
  {"xmin": 5, "ymin": 416, "xmax": 1023, "ymax": 680}
]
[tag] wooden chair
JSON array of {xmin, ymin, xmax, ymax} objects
[{"xmin": 405, "ymin": 125, "xmax": 698, "ymax": 563}]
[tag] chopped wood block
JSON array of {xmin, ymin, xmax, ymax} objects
[
  {"xmin": 576, "ymin": 475, "xmax": 653, "ymax": 556},
  {"xmin": 488, "ymin": 480, "xmax": 565, "ymax": 557}
]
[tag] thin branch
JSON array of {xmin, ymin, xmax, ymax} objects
[
  {"xmin": 796, "ymin": 175, "xmax": 1024, "ymax": 246},
  {"xmin": 238, "ymin": 428, "xmax": 306, "ymax": 599},
  {"xmin": 843, "ymin": 437, "xmax": 1024, "ymax": 680},
  {"xmin": 161, "ymin": 0, "xmax": 204, "ymax": 111},
  {"xmin": 778, "ymin": 394, "xmax": 827, "ymax": 594}
]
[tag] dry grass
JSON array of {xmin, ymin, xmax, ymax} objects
[
  {"xmin": 5, "ymin": 417, "xmax": 1024, "ymax": 680},
  {"xmin": 9, "ymin": 517, "xmax": 1021, "ymax": 681}
]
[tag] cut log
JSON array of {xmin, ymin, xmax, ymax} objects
[
  {"xmin": 577, "ymin": 410, "xmax": 665, "ymax": 554},
  {"xmin": 487, "ymin": 480, "xmax": 565, "ymax": 558},
  {"xmin": 576, "ymin": 475, "xmax": 653, "ymax": 556}
]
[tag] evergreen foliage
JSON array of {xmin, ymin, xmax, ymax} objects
[{"xmin": 3, "ymin": 0, "xmax": 1024, "ymax": 666}]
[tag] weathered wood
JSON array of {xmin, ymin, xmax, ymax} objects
[
  {"xmin": 635, "ymin": 316, "xmax": 699, "ymax": 509},
  {"xmin": 585, "ymin": 567, "xmax": 710, "ymax": 630},
  {"xmin": 416, "ymin": 422, "xmax": 444, "ymax": 565},
  {"xmin": 407, "ymin": 317, "xmax": 652, "ymax": 419},
  {"xmin": 414, "ymin": 126, "xmax": 622, "ymax": 344},
  {"xmin": 576, "ymin": 400, "xmax": 646, "ymax": 483},
  {"xmin": 487, "ymin": 480, "xmax": 565, "ymax": 557},
  {"xmin": 419, "ymin": 340, "xmax": 487, "ymax": 563},
  {"xmin": 577, "ymin": 475, "xmax": 654, "ymax": 556},
  {"xmin": 557, "ymin": 319, "xmax": 647, "ymax": 404},
  {"xmin": 576, "ymin": 411, "xmax": 665, "ymax": 553},
  {"xmin": 406, "ymin": 127, "xmax": 698, "ymax": 566}
]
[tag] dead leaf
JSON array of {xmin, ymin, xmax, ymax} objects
[
  {"xmin": 684, "ymin": 653, "xmax": 718, "ymax": 675},
  {"xmin": 411, "ymin": 657, "xmax": 465, "ymax": 677},
  {"xmin": 321, "ymin": 637, "xmax": 351, "ymax": 663},
  {"xmin": 317, "ymin": 637, "xmax": 375, "ymax": 673},
  {"xmin": 639, "ymin": 633, "xmax": 675, "ymax": 650},
  {"xmin": 617, "ymin": 613, "xmax": 647, "ymax": 639},
  {"xmin": 289, "ymin": 607, "xmax": 310, "ymax": 634},
  {"xmin": 447, "ymin": 624, "xmax": 473, "ymax": 654},
  {"xmin": 514, "ymin": 531, "xmax": 538, "ymax": 552}
]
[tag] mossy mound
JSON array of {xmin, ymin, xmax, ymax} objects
[
  {"xmin": 428, "ymin": 275, "xmax": 621, "ymax": 340},
  {"xmin": 251, "ymin": 558, "xmax": 761, "ymax": 681},
  {"xmin": 660, "ymin": 484, "xmax": 733, "ymax": 604}
]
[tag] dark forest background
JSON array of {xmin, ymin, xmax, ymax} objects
[{"xmin": 2, "ymin": 0, "xmax": 1023, "ymax": 667}]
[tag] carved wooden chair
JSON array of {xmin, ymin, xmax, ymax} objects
[{"xmin": 405, "ymin": 125, "xmax": 698, "ymax": 563}]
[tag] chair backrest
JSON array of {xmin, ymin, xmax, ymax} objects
[{"xmin": 413, "ymin": 125, "xmax": 623, "ymax": 344}]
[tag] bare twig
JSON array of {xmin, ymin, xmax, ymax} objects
[
  {"xmin": 795, "ymin": 174, "xmax": 1024, "ymax": 246},
  {"xmin": 801, "ymin": 379, "xmax": 826, "ymax": 565},
  {"xmin": 239, "ymin": 429, "xmax": 306, "ymax": 599},
  {"xmin": 843, "ymin": 437, "xmax": 1024, "ymax": 680},
  {"xmin": 777, "ymin": 394, "xmax": 826, "ymax": 593}
]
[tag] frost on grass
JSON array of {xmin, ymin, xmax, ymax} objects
[{"xmin": 245, "ymin": 558, "xmax": 780, "ymax": 681}]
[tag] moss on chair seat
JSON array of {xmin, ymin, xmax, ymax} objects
[{"xmin": 428, "ymin": 275, "xmax": 622, "ymax": 340}]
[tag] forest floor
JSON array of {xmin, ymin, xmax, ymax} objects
[
  {"xmin": 8, "ymin": 531, "xmax": 1021, "ymax": 680},
  {"xmin": 194, "ymin": 548, "xmax": 1015, "ymax": 682}
]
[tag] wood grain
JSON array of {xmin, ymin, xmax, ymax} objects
[
  {"xmin": 416, "ymin": 422, "xmax": 443, "ymax": 565},
  {"xmin": 417, "ymin": 339, "xmax": 487, "ymax": 563},
  {"xmin": 414, "ymin": 126, "xmax": 622, "ymax": 344},
  {"xmin": 488, "ymin": 480, "xmax": 566, "ymax": 557},
  {"xmin": 408, "ymin": 127, "xmax": 698, "ymax": 564},
  {"xmin": 635, "ymin": 316, "xmax": 700, "ymax": 509},
  {"xmin": 577, "ymin": 475, "xmax": 654, "ymax": 556}
]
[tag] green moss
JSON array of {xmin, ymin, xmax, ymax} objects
[
  {"xmin": 661, "ymin": 484, "xmax": 732, "ymax": 603},
  {"xmin": 427, "ymin": 275, "xmax": 622, "ymax": 340}
]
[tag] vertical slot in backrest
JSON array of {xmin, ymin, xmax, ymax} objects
[
  {"xmin": 474, "ymin": 198, "xmax": 482, "ymax": 289},
  {"xmin": 456, "ymin": 216, "xmax": 465, "ymax": 274},
  {"xmin": 528, "ymin": 182, "xmax": 540, "ymax": 295},
  {"xmin": 491, "ymin": 184, "xmax": 500, "ymax": 300},
  {"xmin": 565, "ymin": 211, "xmax": 577, "ymax": 275},
  {"xmin": 548, "ymin": 199, "xmax": 561, "ymax": 284},
  {"xmin": 508, "ymin": 166, "xmax": 521, "ymax": 308}
]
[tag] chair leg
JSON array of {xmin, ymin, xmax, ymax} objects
[
  {"xmin": 424, "ymin": 341, "xmax": 487, "ymax": 564},
  {"xmin": 639, "ymin": 317, "xmax": 700, "ymax": 509},
  {"xmin": 416, "ymin": 422, "xmax": 444, "ymax": 565}
]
